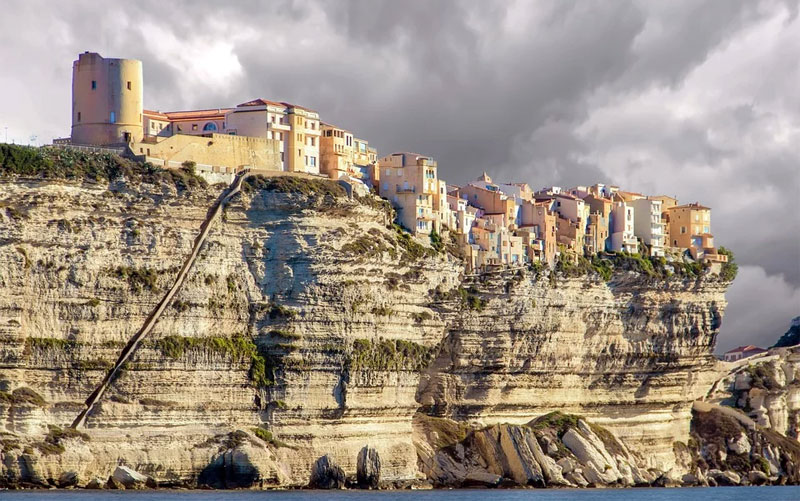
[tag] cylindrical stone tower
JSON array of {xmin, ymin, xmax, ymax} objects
[{"xmin": 70, "ymin": 52, "xmax": 143, "ymax": 146}]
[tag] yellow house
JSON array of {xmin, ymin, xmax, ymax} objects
[
  {"xmin": 319, "ymin": 123, "xmax": 379, "ymax": 183},
  {"xmin": 225, "ymin": 99, "xmax": 321, "ymax": 174},
  {"xmin": 378, "ymin": 152, "xmax": 442, "ymax": 235},
  {"xmin": 143, "ymin": 108, "xmax": 230, "ymax": 138},
  {"xmin": 667, "ymin": 202, "xmax": 711, "ymax": 249}
]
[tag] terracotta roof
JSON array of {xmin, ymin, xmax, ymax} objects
[
  {"xmin": 389, "ymin": 152, "xmax": 426, "ymax": 157},
  {"xmin": 167, "ymin": 109, "xmax": 231, "ymax": 121},
  {"xmin": 145, "ymin": 108, "xmax": 231, "ymax": 122},
  {"xmin": 282, "ymin": 102, "xmax": 317, "ymax": 112},
  {"xmin": 237, "ymin": 98, "xmax": 285, "ymax": 108},
  {"xmin": 725, "ymin": 345, "xmax": 766, "ymax": 354},
  {"xmin": 670, "ymin": 202, "xmax": 711, "ymax": 210},
  {"xmin": 143, "ymin": 109, "xmax": 169, "ymax": 120}
]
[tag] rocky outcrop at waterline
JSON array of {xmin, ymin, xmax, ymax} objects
[{"xmin": 0, "ymin": 148, "xmax": 737, "ymax": 489}]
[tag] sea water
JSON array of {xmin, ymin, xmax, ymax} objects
[{"xmin": 3, "ymin": 487, "xmax": 800, "ymax": 501}]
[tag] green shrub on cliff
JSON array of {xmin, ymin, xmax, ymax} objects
[
  {"xmin": 25, "ymin": 337, "xmax": 77, "ymax": 352},
  {"xmin": 0, "ymin": 144, "xmax": 207, "ymax": 189},
  {"xmin": 746, "ymin": 365, "xmax": 781, "ymax": 391},
  {"xmin": 429, "ymin": 228, "xmax": 444, "ymax": 253},
  {"xmin": 242, "ymin": 175, "xmax": 345, "ymax": 198},
  {"xmin": 153, "ymin": 335, "xmax": 256, "ymax": 361},
  {"xmin": 528, "ymin": 411, "xmax": 582, "ymax": 436},
  {"xmin": 251, "ymin": 426, "xmax": 293, "ymax": 449},
  {"xmin": 718, "ymin": 247, "xmax": 738, "ymax": 282},
  {"xmin": 393, "ymin": 224, "xmax": 437, "ymax": 263},
  {"xmin": 151, "ymin": 335, "xmax": 279, "ymax": 388},
  {"xmin": 110, "ymin": 266, "xmax": 159, "ymax": 293},
  {"xmin": 348, "ymin": 338, "xmax": 434, "ymax": 371},
  {"xmin": 0, "ymin": 387, "xmax": 47, "ymax": 407}
]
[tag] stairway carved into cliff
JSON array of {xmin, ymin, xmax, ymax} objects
[{"xmin": 71, "ymin": 169, "xmax": 252, "ymax": 429}]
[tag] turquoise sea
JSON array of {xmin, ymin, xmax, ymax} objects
[{"xmin": 3, "ymin": 487, "xmax": 800, "ymax": 501}]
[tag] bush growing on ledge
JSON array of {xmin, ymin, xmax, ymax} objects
[
  {"xmin": 392, "ymin": 224, "xmax": 437, "ymax": 263},
  {"xmin": 528, "ymin": 411, "xmax": 582, "ymax": 436},
  {"xmin": 153, "ymin": 335, "xmax": 257, "ymax": 361},
  {"xmin": 718, "ymin": 247, "xmax": 738, "ymax": 282},
  {"xmin": 25, "ymin": 337, "xmax": 77, "ymax": 352},
  {"xmin": 266, "ymin": 303, "xmax": 298, "ymax": 320},
  {"xmin": 251, "ymin": 426, "xmax": 293, "ymax": 449},
  {"xmin": 746, "ymin": 365, "xmax": 780, "ymax": 391},
  {"xmin": 0, "ymin": 387, "xmax": 47, "ymax": 407},
  {"xmin": 242, "ymin": 175, "xmax": 346, "ymax": 198},
  {"xmin": 348, "ymin": 338, "xmax": 435, "ymax": 371},
  {"xmin": 0, "ymin": 144, "xmax": 207, "ymax": 190},
  {"xmin": 412, "ymin": 311, "xmax": 433, "ymax": 324},
  {"xmin": 371, "ymin": 305, "xmax": 394, "ymax": 316},
  {"xmin": 110, "ymin": 266, "xmax": 159, "ymax": 293},
  {"xmin": 429, "ymin": 228, "xmax": 444, "ymax": 253}
]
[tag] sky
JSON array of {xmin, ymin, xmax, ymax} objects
[{"xmin": 0, "ymin": 0, "xmax": 798, "ymax": 352}]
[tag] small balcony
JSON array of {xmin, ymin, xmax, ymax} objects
[
  {"xmin": 396, "ymin": 185, "xmax": 416, "ymax": 193},
  {"xmin": 266, "ymin": 122, "xmax": 290, "ymax": 131}
]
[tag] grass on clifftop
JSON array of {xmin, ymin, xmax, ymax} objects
[
  {"xmin": 554, "ymin": 251, "xmax": 712, "ymax": 281},
  {"xmin": 242, "ymin": 175, "xmax": 346, "ymax": 198},
  {"xmin": 0, "ymin": 144, "xmax": 207, "ymax": 190}
]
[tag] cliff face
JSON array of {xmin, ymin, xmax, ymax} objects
[
  {"xmin": 0, "ymin": 172, "xmax": 729, "ymax": 488},
  {"xmin": 707, "ymin": 347, "xmax": 800, "ymax": 439}
]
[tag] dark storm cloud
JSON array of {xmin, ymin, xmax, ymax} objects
[{"xmin": 0, "ymin": 0, "xmax": 797, "ymax": 351}]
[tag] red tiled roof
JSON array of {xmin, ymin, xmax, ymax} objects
[
  {"xmin": 145, "ymin": 108, "xmax": 231, "ymax": 122},
  {"xmin": 725, "ymin": 345, "xmax": 766, "ymax": 354},
  {"xmin": 237, "ymin": 98, "xmax": 284, "ymax": 108},
  {"xmin": 670, "ymin": 202, "xmax": 711, "ymax": 211},
  {"xmin": 165, "ymin": 108, "xmax": 231, "ymax": 121},
  {"xmin": 143, "ymin": 109, "xmax": 169, "ymax": 120}
]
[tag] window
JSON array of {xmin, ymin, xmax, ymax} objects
[
  {"xmin": 91, "ymin": 80, "xmax": 96, "ymax": 90},
  {"xmin": 305, "ymin": 155, "xmax": 309, "ymax": 166},
  {"xmin": 310, "ymin": 156, "xmax": 316, "ymax": 167},
  {"xmin": 127, "ymin": 81, "xmax": 131, "ymax": 90},
  {"xmin": 680, "ymin": 226, "xmax": 686, "ymax": 234},
  {"xmin": 192, "ymin": 124, "xmax": 198, "ymax": 131},
  {"xmin": 177, "ymin": 125, "xmax": 182, "ymax": 132},
  {"xmin": 109, "ymin": 111, "xmax": 116, "ymax": 123},
  {"xmin": 203, "ymin": 122, "xmax": 217, "ymax": 131},
  {"xmin": 77, "ymin": 112, "xmax": 81, "ymax": 122}
]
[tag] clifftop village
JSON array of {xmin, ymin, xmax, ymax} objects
[{"xmin": 57, "ymin": 52, "xmax": 729, "ymax": 273}]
